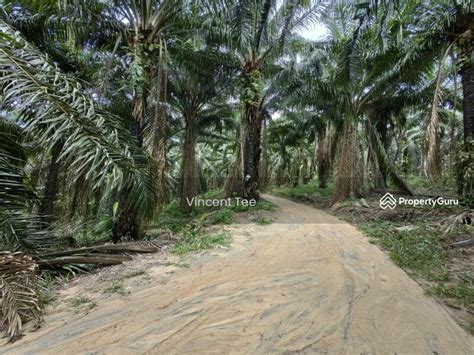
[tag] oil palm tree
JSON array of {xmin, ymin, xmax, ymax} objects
[
  {"xmin": 300, "ymin": 3, "xmax": 430, "ymax": 202},
  {"xmin": 218, "ymin": 0, "xmax": 321, "ymax": 200},
  {"xmin": 0, "ymin": 17, "xmax": 158, "ymax": 248},
  {"xmin": 0, "ymin": 17, "xmax": 159, "ymax": 339},
  {"xmin": 3, "ymin": 0, "xmax": 189, "ymax": 237},
  {"xmin": 168, "ymin": 50, "xmax": 234, "ymax": 213},
  {"xmin": 412, "ymin": 0, "xmax": 473, "ymax": 201},
  {"xmin": 348, "ymin": 0, "xmax": 473, "ymax": 201},
  {"xmin": 2, "ymin": 0, "xmax": 104, "ymax": 226},
  {"xmin": 101, "ymin": 0, "xmax": 186, "ymax": 239}
]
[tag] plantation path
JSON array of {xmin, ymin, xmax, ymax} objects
[{"xmin": 4, "ymin": 196, "xmax": 473, "ymax": 354}]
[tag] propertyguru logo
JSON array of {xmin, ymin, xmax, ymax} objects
[{"xmin": 379, "ymin": 193, "xmax": 459, "ymax": 209}]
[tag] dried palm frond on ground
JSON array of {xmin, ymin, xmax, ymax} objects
[
  {"xmin": 36, "ymin": 240, "xmax": 170, "ymax": 266},
  {"xmin": 441, "ymin": 211, "xmax": 473, "ymax": 236},
  {"xmin": 0, "ymin": 252, "xmax": 42, "ymax": 342},
  {"xmin": 0, "ymin": 241, "xmax": 171, "ymax": 342}
]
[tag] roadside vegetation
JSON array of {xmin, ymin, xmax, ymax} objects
[
  {"xmin": 153, "ymin": 196, "xmax": 276, "ymax": 254},
  {"xmin": 70, "ymin": 295, "xmax": 97, "ymax": 311}
]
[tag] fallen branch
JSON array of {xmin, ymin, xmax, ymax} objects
[
  {"xmin": 38, "ymin": 242, "xmax": 162, "ymax": 258},
  {"xmin": 448, "ymin": 238, "xmax": 474, "ymax": 248},
  {"xmin": 36, "ymin": 255, "xmax": 130, "ymax": 266}
]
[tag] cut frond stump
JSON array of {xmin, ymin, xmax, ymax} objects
[{"xmin": 0, "ymin": 252, "xmax": 42, "ymax": 342}]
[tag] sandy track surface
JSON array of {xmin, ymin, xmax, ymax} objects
[{"xmin": 3, "ymin": 195, "xmax": 473, "ymax": 354}]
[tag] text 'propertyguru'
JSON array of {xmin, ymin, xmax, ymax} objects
[{"xmin": 398, "ymin": 197, "xmax": 458, "ymax": 207}]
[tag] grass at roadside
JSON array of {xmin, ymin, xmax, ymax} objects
[
  {"xmin": 103, "ymin": 280, "xmax": 128, "ymax": 295},
  {"xmin": 69, "ymin": 295, "xmax": 97, "ymax": 312},
  {"xmin": 360, "ymin": 220, "xmax": 473, "ymax": 314},
  {"xmin": 148, "ymin": 193, "xmax": 277, "ymax": 235},
  {"xmin": 171, "ymin": 232, "xmax": 231, "ymax": 255},
  {"xmin": 359, "ymin": 221, "xmax": 449, "ymax": 281},
  {"xmin": 429, "ymin": 278, "xmax": 474, "ymax": 312},
  {"xmin": 272, "ymin": 181, "xmax": 333, "ymax": 206}
]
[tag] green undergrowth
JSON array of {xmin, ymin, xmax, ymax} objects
[
  {"xmin": 171, "ymin": 231, "xmax": 231, "ymax": 255},
  {"xmin": 103, "ymin": 280, "xmax": 127, "ymax": 295},
  {"xmin": 149, "ymin": 192, "xmax": 277, "ymax": 235},
  {"xmin": 272, "ymin": 181, "xmax": 333, "ymax": 206},
  {"xmin": 211, "ymin": 208, "xmax": 234, "ymax": 224},
  {"xmin": 38, "ymin": 271, "xmax": 59, "ymax": 306},
  {"xmin": 148, "ymin": 191, "xmax": 276, "ymax": 256},
  {"xmin": 358, "ymin": 220, "xmax": 472, "ymax": 333},
  {"xmin": 70, "ymin": 295, "xmax": 96, "ymax": 310},
  {"xmin": 359, "ymin": 221, "xmax": 449, "ymax": 281},
  {"xmin": 339, "ymin": 201, "xmax": 472, "ymax": 331},
  {"xmin": 429, "ymin": 276, "xmax": 474, "ymax": 313},
  {"xmin": 405, "ymin": 173, "xmax": 457, "ymax": 196}
]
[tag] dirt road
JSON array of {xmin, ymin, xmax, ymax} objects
[{"xmin": 4, "ymin": 196, "xmax": 473, "ymax": 354}]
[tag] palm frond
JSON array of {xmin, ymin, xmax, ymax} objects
[
  {"xmin": 0, "ymin": 19, "xmax": 157, "ymax": 218},
  {"xmin": 423, "ymin": 45, "xmax": 452, "ymax": 181},
  {"xmin": 0, "ymin": 251, "xmax": 42, "ymax": 342}
]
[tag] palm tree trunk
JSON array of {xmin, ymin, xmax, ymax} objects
[
  {"xmin": 112, "ymin": 96, "xmax": 144, "ymax": 242},
  {"xmin": 226, "ymin": 66, "xmax": 263, "ymax": 200},
  {"xmin": 369, "ymin": 145, "xmax": 385, "ymax": 192},
  {"xmin": 332, "ymin": 119, "xmax": 361, "ymax": 203},
  {"xmin": 317, "ymin": 125, "xmax": 331, "ymax": 188},
  {"xmin": 112, "ymin": 197, "xmax": 141, "ymax": 243},
  {"xmin": 39, "ymin": 142, "xmax": 62, "ymax": 224},
  {"xmin": 224, "ymin": 129, "xmax": 244, "ymax": 197},
  {"xmin": 242, "ymin": 104, "xmax": 262, "ymax": 199},
  {"xmin": 375, "ymin": 114, "xmax": 388, "ymax": 188},
  {"xmin": 180, "ymin": 116, "xmax": 198, "ymax": 213},
  {"xmin": 366, "ymin": 119, "xmax": 413, "ymax": 195},
  {"xmin": 226, "ymin": 106, "xmax": 262, "ymax": 199},
  {"xmin": 459, "ymin": 58, "xmax": 473, "ymax": 200},
  {"xmin": 150, "ymin": 67, "xmax": 169, "ymax": 205},
  {"xmin": 258, "ymin": 117, "xmax": 269, "ymax": 191},
  {"xmin": 240, "ymin": 66, "xmax": 264, "ymax": 200},
  {"xmin": 461, "ymin": 48, "xmax": 473, "ymax": 144},
  {"xmin": 448, "ymin": 50, "xmax": 458, "ymax": 169},
  {"xmin": 151, "ymin": 110, "xmax": 169, "ymax": 204}
]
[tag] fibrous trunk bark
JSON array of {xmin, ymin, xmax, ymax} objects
[
  {"xmin": 225, "ymin": 107, "xmax": 262, "ymax": 200},
  {"xmin": 317, "ymin": 125, "xmax": 331, "ymax": 188},
  {"xmin": 374, "ymin": 114, "xmax": 388, "ymax": 189},
  {"xmin": 242, "ymin": 104, "xmax": 262, "ymax": 200},
  {"xmin": 366, "ymin": 119, "xmax": 413, "ymax": 195},
  {"xmin": 39, "ymin": 142, "xmax": 62, "ymax": 225},
  {"xmin": 112, "ymin": 195, "xmax": 141, "ymax": 243},
  {"xmin": 332, "ymin": 119, "xmax": 362, "ymax": 203},
  {"xmin": 226, "ymin": 66, "xmax": 263, "ymax": 200},
  {"xmin": 180, "ymin": 117, "xmax": 198, "ymax": 213},
  {"xmin": 112, "ymin": 97, "xmax": 144, "ymax": 242},
  {"xmin": 459, "ymin": 54, "xmax": 474, "ymax": 201},
  {"xmin": 461, "ymin": 50, "xmax": 473, "ymax": 144},
  {"xmin": 150, "ymin": 65, "xmax": 169, "ymax": 205},
  {"xmin": 151, "ymin": 109, "xmax": 169, "ymax": 204},
  {"xmin": 258, "ymin": 118, "xmax": 269, "ymax": 191},
  {"xmin": 224, "ymin": 140, "xmax": 244, "ymax": 197}
]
